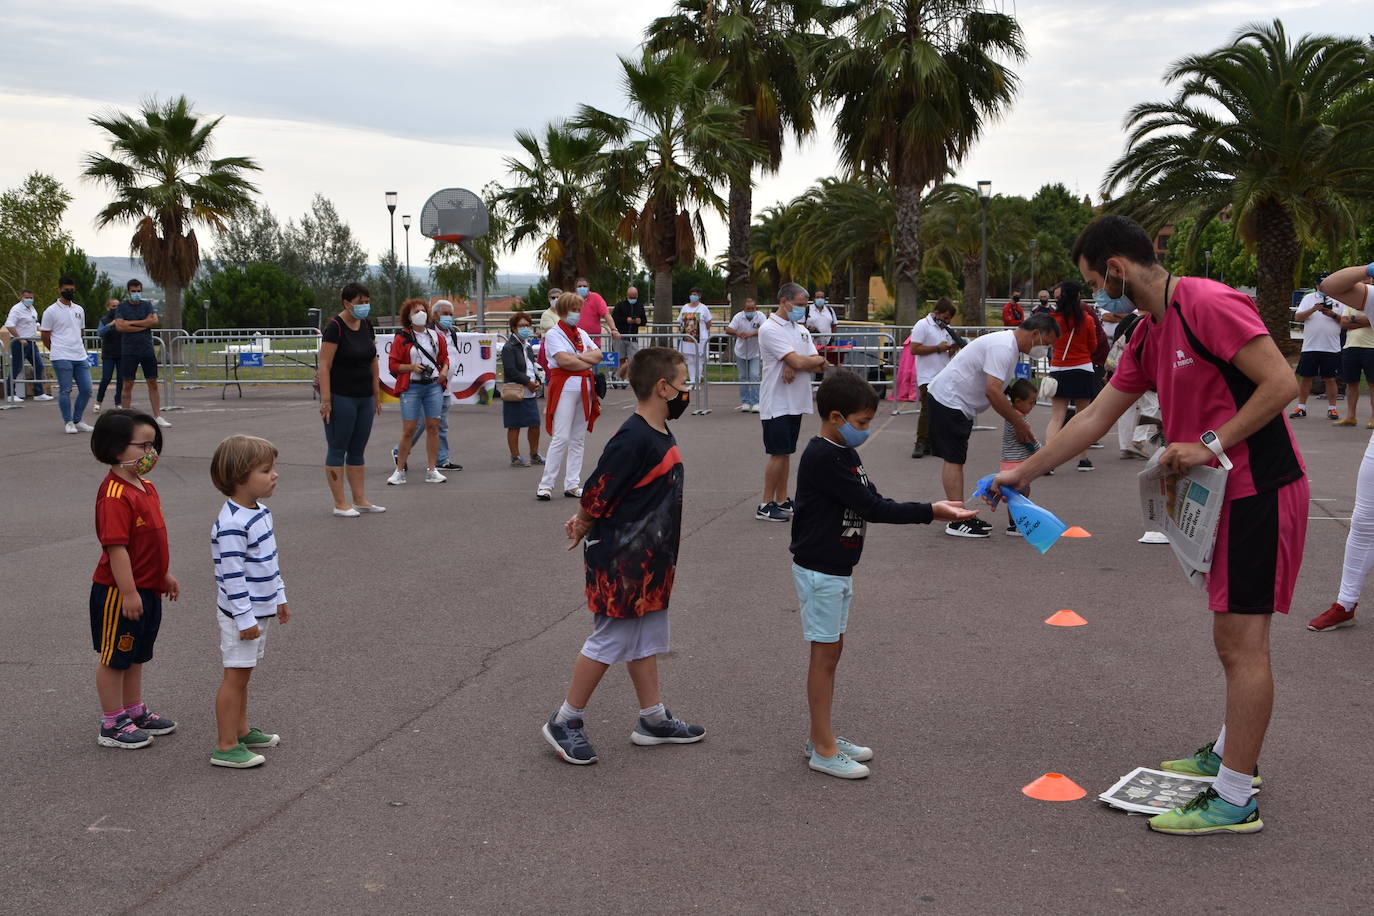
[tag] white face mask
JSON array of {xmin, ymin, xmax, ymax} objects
[
  {"xmin": 411, "ymin": 311, "xmax": 428, "ymax": 327},
  {"xmin": 1029, "ymin": 345, "xmax": 1050, "ymax": 361}
]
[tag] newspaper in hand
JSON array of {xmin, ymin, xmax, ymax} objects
[{"xmin": 1138, "ymin": 449, "xmax": 1229, "ymax": 588}]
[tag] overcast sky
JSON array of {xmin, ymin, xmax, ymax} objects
[{"xmin": 0, "ymin": 0, "xmax": 1353, "ymax": 278}]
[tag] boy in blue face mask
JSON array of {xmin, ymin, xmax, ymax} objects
[{"xmin": 788, "ymin": 369, "xmax": 976, "ymax": 779}]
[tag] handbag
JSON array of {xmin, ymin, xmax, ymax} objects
[
  {"xmin": 500, "ymin": 382, "xmax": 525, "ymax": 402},
  {"xmin": 1038, "ymin": 322, "xmax": 1075, "ymax": 399}
]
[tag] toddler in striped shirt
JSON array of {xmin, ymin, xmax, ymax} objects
[{"xmin": 209, "ymin": 435, "xmax": 289, "ymax": 769}]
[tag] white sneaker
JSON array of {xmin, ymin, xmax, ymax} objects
[
  {"xmin": 734, "ymin": 404, "xmax": 747, "ymax": 412},
  {"xmin": 154, "ymin": 416, "xmax": 171, "ymax": 428},
  {"xmin": 64, "ymin": 422, "xmax": 78, "ymax": 434},
  {"xmin": 34, "ymin": 394, "xmax": 54, "ymax": 401},
  {"xmin": 386, "ymin": 469, "xmax": 406, "ymax": 486},
  {"xmin": 76, "ymin": 422, "xmax": 95, "ymax": 432},
  {"xmin": 91, "ymin": 402, "xmax": 101, "ymax": 412},
  {"xmin": 6, "ymin": 395, "xmax": 19, "ymax": 402},
  {"xmin": 750, "ymin": 404, "xmax": 760, "ymax": 413},
  {"xmin": 424, "ymin": 468, "xmax": 447, "ymax": 483}
]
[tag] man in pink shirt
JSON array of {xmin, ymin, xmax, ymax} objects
[
  {"xmin": 995, "ymin": 214, "xmax": 1306, "ymax": 837},
  {"xmin": 573, "ymin": 277, "xmax": 619, "ymax": 349}
]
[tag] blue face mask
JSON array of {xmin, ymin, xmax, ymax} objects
[
  {"xmin": 130, "ymin": 292, "xmax": 142, "ymax": 302},
  {"xmin": 839, "ymin": 420, "xmax": 869, "ymax": 448},
  {"xmin": 576, "ymin": 286, "xmax": 589, "ymax": 297},
  {"xmin": 1094, "ymin": 271, "xmax": 1135, "ymax": 315},
  {"xmin": 789, "ymin": 306, "xmax": 806, "ymax": 323},
  {"xmin": 626, "ymin": 298, "xmax": 637, "ymax": 305},
  {"xmin": 438, "ymin": 315, "xmax": 454, "ymax": 330},
  {"xmin": 743, "ymin": 310, "xmax": 756, "ymax": 319},
  {"xmin": 351, "ymin": 303, "xmax": 371, "ymax": 319},
  {"xmin": 689, "ymin": 294, "xmax": 700, "ymax": 303},
  {"xmin": 517, "ymin": 326, "xmax": 533, "ymax": 339}
]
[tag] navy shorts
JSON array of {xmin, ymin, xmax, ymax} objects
[
  {"xmin": 89, "ymin": 583, "xmax": 162, "ymax": 670},
  {"xmin": 120, "ymin": 353, "xmax": 158, "ymax": 380},
  {"xmin": 1342, "ymin": 348, "xmax": 1374, "ymax": 384},
  {"xmin": 1296, "ymin": 350, "xmax": 1340, "ymax": 379},
  {"xmin": 762, "ymin": 414, "xmax": 803, "ymax": 456}
]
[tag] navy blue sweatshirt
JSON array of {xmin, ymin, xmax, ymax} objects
[{"xmin": 789, "ymin": 436, "xmax": 935, "ymax": 576}]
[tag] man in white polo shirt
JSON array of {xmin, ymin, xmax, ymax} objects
[
  {"xmin": 5, "ymin": 288, "xmax": 51, "ymax": 400},
  {"xmin": 38, "ymin": 276, "xmax": 94, "ymax": 433},
  {"xmin": 756, "ymin": 281, "xmax": 828, "ymax": 522},
  {"xmin": 926, "ymin": 313, "xmax": 1059, "ymax": 537}
]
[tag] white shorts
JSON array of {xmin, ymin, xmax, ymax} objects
[
  {"xmin": 580, "ymin": 611, "xmax": 670, "ymax": 665},
  {"xmin": 218, "ymin": 613, "xmax": 269, "ymax": 668}
]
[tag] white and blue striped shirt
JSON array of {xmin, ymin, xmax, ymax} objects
[{"xmin": 211, "ymin": 499, "xmax": 287, "ymax": 630}]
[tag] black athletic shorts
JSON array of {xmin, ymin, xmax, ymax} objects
[
  {"xmin": 90, "ymin": 583, "xmax": 162, "ymax": 670},
  {"xmin": 1296, "ymin": 350, "xmax": 1340, "ymax": 379},
  {"xmin": 1341, "ymin": 348, "xmax": 1374, "ymax": 384},
  {"xmin": 761, "ymin": 414, "xmax": 803, "ymax": 456},
  {"xmin": 927, "ymin": 396, "xmax": 974, "ymax": 465}
]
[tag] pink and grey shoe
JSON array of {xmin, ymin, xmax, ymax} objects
[{"xmin": 132, "ymin": 709, "xmax": 177, "ymax": 735}]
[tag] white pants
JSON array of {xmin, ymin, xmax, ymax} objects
[
  {"xmin": 680, "ymin": 342, "xmax": 706, "ymax": 385},
  {"xmin": 1338, "ymin": 433, "xmax": 1374, "ymax": 607},
  {"xmin": 1118, "ymin": 390, "xmax": 1160, "ymax": 450},
  {"xmin": 539, "ymin": 383, "xmax": 588, "ymax": 492}
]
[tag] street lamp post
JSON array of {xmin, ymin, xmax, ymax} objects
[
  {"xmin": 385, "ymin": 191, "xmax": 398, "ymax": 316},
  {"xmin": 1028, "ymin": 238, "xmax": 1038, "ymax": 297},
  {"xmin": 402, "ymin": 214, "xmax": 412, "ymax": 301},
  {"xmin": 1007, "ymin": 253, "xmax": 1015, "ymax": 299},
  {"xmin": 1204, "ymin": 249, "xmax": 1212, "ymax": 280},
  {"xmin": 977, "ymin": 180, "xmax": 991, "ymax": 322}
]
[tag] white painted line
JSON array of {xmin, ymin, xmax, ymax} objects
[{"xmin": 87, "ymin": 815, "xmax": 133, "ymax": 833}]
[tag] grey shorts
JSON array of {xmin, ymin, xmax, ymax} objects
[{"xmin": 580, "ymin": 611, "xmax": 670, "ymax": 665}]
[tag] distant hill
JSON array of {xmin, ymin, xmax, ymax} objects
[{"xmin": 90, "ymin": 257, "xmax": 544, "ymax": 299}]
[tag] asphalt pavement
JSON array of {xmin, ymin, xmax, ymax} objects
[{"xmin": 1, "ymin": 384, "xmax": 1369, "ymax": 915}]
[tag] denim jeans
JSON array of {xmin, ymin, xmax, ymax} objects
[
  {"xmin": 737, "ymin": 356, "xmax": 760, "ymax": 405},
  {"xmin": 409, "ymin": 390, "xmax": 451, "ymax": 463},
  {"xmin": 7, "ymin": 338, "xmax": 45, "ymax": 397},
  {"xmin": 51, "ymin": 359, "xmax": 93, "ymax": 422}
]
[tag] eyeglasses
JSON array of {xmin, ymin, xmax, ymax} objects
[{"xmin": 129, "ymin": 440, "xmax": 157, "ymax": 452}]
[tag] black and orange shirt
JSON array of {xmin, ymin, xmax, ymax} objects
[
  {"xmin": 92, "ymin": 472, "xmax": 169, "ymax": 590},
  {"xmin": 579, "ymin": 414, "xmax": 684, "ymax": 619}
]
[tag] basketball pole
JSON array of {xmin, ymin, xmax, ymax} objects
[{"xmin": 457, "ymin": 238, "xmax": 486, "ymax": 324}]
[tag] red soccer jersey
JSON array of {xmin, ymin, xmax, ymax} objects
[{"xmin": 92, "ymin": 472, "xmax": 170, "ymax": 589}]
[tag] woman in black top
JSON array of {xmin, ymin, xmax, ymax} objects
[
  {"xmin": 318, "ymin": 282, "xmax": 385, "ymax": 517},
  {"xmin": 501, "ymin": 311, "xmax": 543, "ymax": 467},
  {"xmin": 93, "ymin": 299, "xmax": 124, "ymax": 411}
]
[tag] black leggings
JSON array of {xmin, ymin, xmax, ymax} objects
[{"xmin": 96, "ymin": 354, "xmax": 124, "ymax": 405}]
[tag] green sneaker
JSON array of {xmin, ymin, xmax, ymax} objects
[
  {"xmin": 1160, "ymin": 741, "xmax": 1261, "ymax": 786},
  {"xmin": 210, "ymin": 743, "xmax": 265, "ymax": 768},
  {"xmin": 240, "ymin": 727, "xmax": 280, "ymax": 749},
  {"xmin": 1148, "ymin": 787, "xmax": 1262, "ymax": 835}
]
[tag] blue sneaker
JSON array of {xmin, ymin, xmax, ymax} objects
[
  {"xmin": 808, "ymin": 750, "xmax": 870, "ymax": 779},
  {"xmin": 541, "ymin": 715, "xmax": 598, "ymax": 765},
  {"xmin": 777, "ymin": 498, "xmax": 795, "ymax": 515},
  {"xmin": 631, "ymin": 709, "xmax": 705, "ymax": 745},
  {"xmin": 803, "ymin": 737, "xmax": 873, "ymax": 762},
  {"xmin": 1148, "ymin": 787, "xmax": 1262, "ymax": 835},
  {"xmin": 131, "ymin": 709, "xmax": 177, "ymax": 736}
]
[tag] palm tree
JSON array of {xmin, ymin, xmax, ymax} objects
[
  {"xmin": 575, "ymin": 51, "xmax": 764, "ymax": 325},
  {"xmin": 495, "ymin": 122, "xmax": 620, "ymax": 289},
  {"xmin": 1105, "ymin": 19, "xmax": 1374, "ymax": 347},
  {"xmin": 821, "ymin": 1, "xmax": 1025, "ymax": 326},
  {"xmin": 645, "ymin": 0, "xmax": 824, "ymax": 310},
  {"xmin": 921, "ymin": 183, "xmax": 1032, "ymax": 323},
  {"xmin": 82, "ymin": 95, "xmax": 260, "ymax": 329},
  {"xmin": 748, "ymin": 204, "xmax": 793, "ymax": 300},
  {"xmin": 781, "ymin": 174, "xmax": 894, "ymax": 319}
]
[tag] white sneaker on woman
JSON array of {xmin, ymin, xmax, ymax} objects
[
  {"xmin": 387, "ymin": 469, "xmax": 406, "ymax": 486},
  {"xmin": 64, "ymin": 421, "xmax": 78, "ymax": 434},
  {"xmin": 424, "ymin": 468, "xmax": 447, "ymax": 483},
  {"xmin": 154, "ymin": 415, "xmax": 171, "ymax": 428}
]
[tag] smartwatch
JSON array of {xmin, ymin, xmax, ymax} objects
[{"xmin": 1200, "ymin": 430, "xmax": 1233, "ymax": 470}]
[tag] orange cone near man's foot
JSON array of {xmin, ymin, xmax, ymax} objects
[
  {"xmin": 1022, "ymin": 772, "xmax": 1087, "ymax": 802},
  {"xmin": 1062, "ymin": 526, "xmax": 1093, "ymax": 538},
  {"xmin": 1045, "ymin": 609, "xmax": 1088, "ymax": 627}
]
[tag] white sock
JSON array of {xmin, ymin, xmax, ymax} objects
[
  {"xmin": 1297, "ymin": 401, "xmax": 1307, "ymax": 409},
  {"xmin": 1213, "ymin": 764, "xmax": 1253, "ymax": 806},
  {"xmin": 639, "ymin": 702, "xmax": 667, "ymax": 724},
  {"xmin": 1213, "ymin": 725, "xmax": 1226, "ymax": 757},
  {"xmin": 555, "ymin": 701, "xmax": 583, "ymax": 725}
]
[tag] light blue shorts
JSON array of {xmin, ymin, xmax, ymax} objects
[
  {"xmin": 792, "ymin": 563, "xmax": 853, "ymax": 643},
  {"xmin": 400, "ymin": 381, "xmax": 444, "ymax": 421},
  {"xmin": 580, "ymin": 611, "xmax": 670, "ymax": 665}
]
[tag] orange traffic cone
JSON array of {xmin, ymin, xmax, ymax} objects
[
  {"xmin": 1045, "ymin": 609, "xmax": 1088, "ymax": 627},
  {"xmin": 1062, "ymin": 526, "xmax": 1092, "ymax": 538},
  {"xmin": 1022, "ymin": 772, "xmax": 1087, "ymax": 802}
]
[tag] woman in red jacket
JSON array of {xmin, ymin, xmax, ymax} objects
[
  {"xmin": 386, "ymin": 298, "xmax": 450, "ymax": 485},
  {"xmin": 1045, "ymin": 280, "xmax": 1098, "ymax": 472}
]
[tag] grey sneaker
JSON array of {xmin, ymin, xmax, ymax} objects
[
  {"xmin": 98, "ymin": 715, "xmax": 152, "ymax": 749},
  {"xmin": 631, "ymin": 709, "xmax": 705, "ymax": 745},
  {"xmin": 755, "ymin": 502, "xmax": 788, "ymax": 522},
  {"xmin": 542, "ymin": 714, "xmax": 598, "ymax": 765}
]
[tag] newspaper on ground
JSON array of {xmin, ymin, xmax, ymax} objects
[
  {"xmin": 1138, "ymin": 451, "xmax": 1228, "ymax": 588},
  {"xmin": 1099, "ymin": 767, "xmax": 1215, "ymax": 816}
]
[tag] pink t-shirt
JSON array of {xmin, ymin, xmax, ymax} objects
[
  {"xmin": 1109, "ymin": 277, "xmax": 1305, "ymax": 501},
  {"xmin": 576, "ymin": 291, "xmax": 610, "ymax": 339}
]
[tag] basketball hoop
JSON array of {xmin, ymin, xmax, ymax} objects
[{"xmin": 420, "ymin": 187, "xmax": 491, "ymax": 320}]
